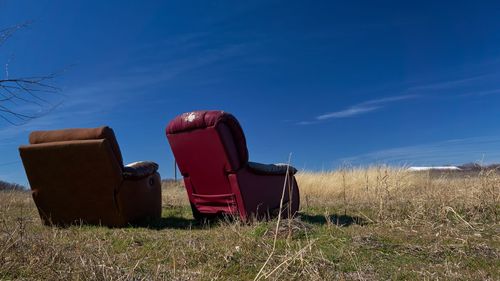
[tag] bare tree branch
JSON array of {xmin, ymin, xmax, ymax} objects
[{"xmin": 0, "ymin": 22, "xmax": 63, "ymax": 126}]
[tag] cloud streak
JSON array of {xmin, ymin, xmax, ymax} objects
[
  {"xmin": 407, "ymin": 74, "xmax": 495, "ymax": 91},
  {"xmin": 300, "ymin": 94, "xmax": 418, "ymax": 125},
  {"xmin": 405, "ymin": 68, "xmax": 500, "ymax": 98},
  {"xmin": 316, "ymin": 105, "xmax": 380, "ymax": 120}
]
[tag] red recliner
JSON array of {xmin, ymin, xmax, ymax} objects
[{"xmin": 166, "ymin": 110, "xmax": 300, "ymax": 221}]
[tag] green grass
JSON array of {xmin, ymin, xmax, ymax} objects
[{"xmin": 1, "ymin": 170, "xmax": 499, "ymax": 280}]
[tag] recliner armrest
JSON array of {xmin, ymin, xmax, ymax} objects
[
  {"xmin": 123, "ymin": 161, "xmax": 159, "ymax": 180},
  {"xmin": 117, "ymin": 172, "xmax": 162, "ymax": 224},
  {"xmin": 247, "ymin": 161, "xmax": 298, "ymax": 175}
]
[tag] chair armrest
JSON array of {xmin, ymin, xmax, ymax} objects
[
  {"xmin": 123, "ymin": 161, "xmax": 159, "ymax": 180},
  {"xmin": 117, "ymin": 172, "xmax": 162, "ymax": 224},
  {"xmin": 235, "ymin": 167, "xmax": 300, "ymax": 220},
  {"xmin": 247, "ymin": 161, "xmax": 298, "ymax": 175}
]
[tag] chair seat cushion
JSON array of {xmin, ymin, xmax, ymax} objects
[
  {"xmin": 247, "ymin": 162, "xmax": 298, "ymax": 175},
  {"xmin": 123, "ymin": 161, "xmax": 159, "ymax": 180}
]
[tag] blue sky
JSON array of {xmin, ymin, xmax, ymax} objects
[{"xmin": 1, "ymin": 1, "xmax": 500, "ymax": 185}]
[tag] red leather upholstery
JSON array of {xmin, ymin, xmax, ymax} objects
[{"xmin": 166, "ymin": 110, "xmax": 300, "ymax": 221}]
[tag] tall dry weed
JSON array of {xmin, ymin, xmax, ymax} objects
[{"xmin": 296, "ymin": 166, "xmax": 499, "ymax": 224}]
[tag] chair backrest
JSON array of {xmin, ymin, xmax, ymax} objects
[
  {"xmin": 19, "ymin": 127, "xmax": 125, "ymax": 226},
  {"xmin": 29, "ymin": 126, "xmax": 124, "ymax": 166},
  {"xmin": 167, "ymin": 111, "xmax": 248, "ymax": 196}
]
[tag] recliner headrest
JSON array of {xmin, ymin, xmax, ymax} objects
[
  {"xmin": 29, "ymin": 126, "xmax": 124, "ymax": 166},
  {"xmin": 167, "ymin": 110, "xmax": 249, "ymax": 166}
]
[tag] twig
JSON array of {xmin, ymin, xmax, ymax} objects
[
  {"xmin": 445, "ymin": 206, "xmax": 475, "ymax": 230},
  {"xmin": 0, "ymin": 22, "xmax": 64, "ymax": 126},
  {"xmin": 264, "ymin": 239, "xmax": 317, "ymax": 279},
  {"xmin": 254, "ymin": 153, "xmax": 292, "ymax": 281}
]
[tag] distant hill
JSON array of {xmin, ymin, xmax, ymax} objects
[
  {"xmin": 458, "ymin": 162, "xmax": 500, "ymax": 171},
  {"xmin": 0, "ymin": 180, "xmax": 26, "ymax": 191}
]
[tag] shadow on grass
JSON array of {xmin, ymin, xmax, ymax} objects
[
  {"xmin": 300, "ymin": 213, "xmax": 366, "ymax": 227},
  {"xmin": 134, "ymin": 215, "xmax": 234, "ymax": 230},
  {"xmin": 143, "ymin": 216, "xmax": 200, "ymax": 230}
]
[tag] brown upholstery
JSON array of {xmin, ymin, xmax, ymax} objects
[
  {"xmin": 29, "ymin": 126, "xmax": 124, "ymax": 166},
  {"xmin": 19, "ymin": 127, "xmax": 161, "ymax": 227}
]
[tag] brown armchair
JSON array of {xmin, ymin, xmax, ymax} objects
[{"xmin": 19, "ymin": 126, "xmax": 162, "ymax": 227}]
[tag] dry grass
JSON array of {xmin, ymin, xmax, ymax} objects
[
  {"xmin": 297, "ymin": 166, "xmax": 499, "ymax": 224},
  {"xmin": 1, "ymin": 167, "xmax": 499, "ymax": 280}
]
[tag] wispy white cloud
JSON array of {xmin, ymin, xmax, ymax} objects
[
  {"xmin": 299, "ymin": 94, "xmax": 418, "ymax": 125},
  {"xmin": 460, "ymin": 88, "xmax": 500, "ymax": 97},
  {"xmin": 317, "ymin": 105, "xmax": 380, "ymax": 120},
  {"xmin": 360, "ymin": 95, "xmax": 420, "ymax": 105},
  {"xmin": 408, "ymin": 74, "xmax": 495, "ymax": 91},
  {"xmin": 296, "ymin": 120, "xmax": 318, "ymax": 125},
  {"xmin": 406, "ymin": 69, "xmax": 500, "ymax": 99}
]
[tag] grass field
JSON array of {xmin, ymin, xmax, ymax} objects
[{"xmin": 1, "ymin": 167, "xmax": 499, "ymax": 280}]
